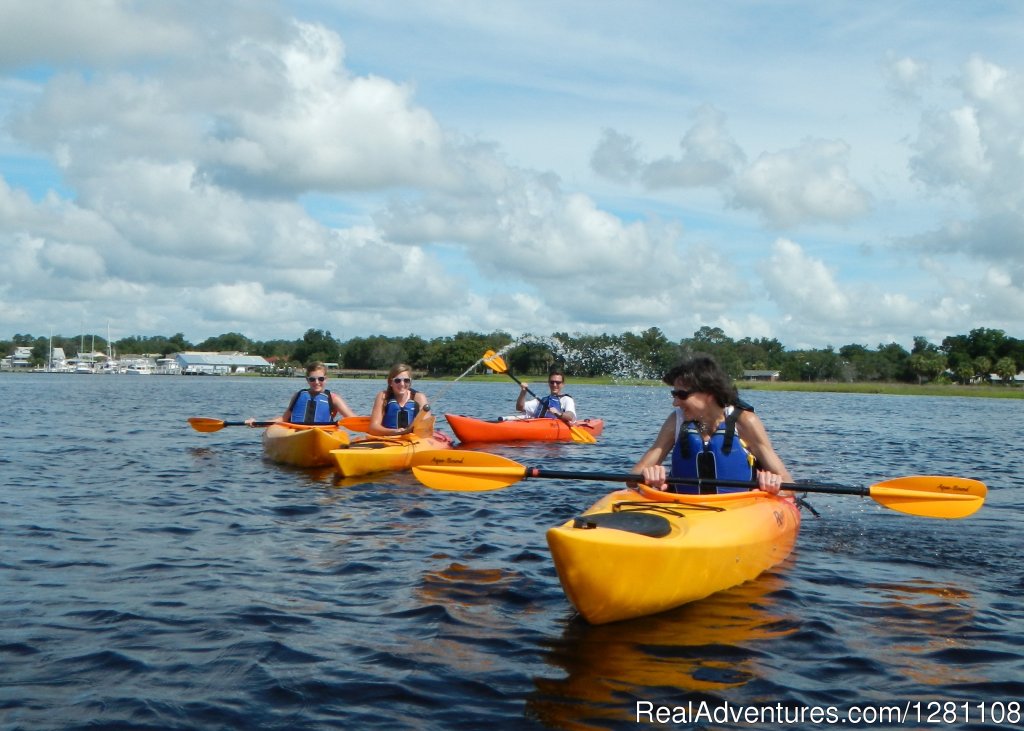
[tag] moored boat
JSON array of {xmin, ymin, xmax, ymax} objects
[
  {"xmin": 546, "ymin": 486, "xmax": 800, "ymax": 624},
  {"xmin": 262, "ymin": 423, "xmax": 351, "ymax": 468},
  {"xmin": 444, "ymin": 413, "xmax": 604, "ymax": 443},
  {"xmin": 330, "ymin": 431, "xmax": 453, "ymax": 477}
]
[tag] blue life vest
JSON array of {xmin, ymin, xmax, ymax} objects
[
  {"xmin": 383, "ymin": 389, "xmax": 420, "ymax": 429},
  {"xmin": 536, "ymin": 393, "xmax": 569, "ymax": 419},
  {"xmin": 289, "ymin": 389, "xmax": 333, "ymax": 424},
  {"xmin": 669, "ymin": 406, "xmax": 756, "ymax": 494}
]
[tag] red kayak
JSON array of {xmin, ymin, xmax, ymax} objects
[{"xmin": 444, "ymin": 413, "xmax": 604, "ymax": 443}]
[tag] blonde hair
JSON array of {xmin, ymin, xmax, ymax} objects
[{"xmin": 387, "ymin": 363, "xmax": 412, "ymax": 381}]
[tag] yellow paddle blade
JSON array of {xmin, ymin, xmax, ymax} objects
[
  {"xmin": 412, "ymin": 410, "xmax": 436, "ymax": 438},
  {"xmin": 568, "ymin": 425, "xmax": 597, "ymax": 444},
  {"xmin": 868, "ymin": 475, "xmax": 987, "ymax": 519},
  {"xmin": 482, "ymin": 350, "xmax": 509, "ymax": 374},
  {"xmin": 338, "ymin": 415, "xmax": 372, "ymax": 432},
  {"xmin": 188, "ymin": 417, "xmax": 226, "ymax": 432},
  {"xmin": 412, "ymin": 450, "xmax": 525, "ymax": 491}
]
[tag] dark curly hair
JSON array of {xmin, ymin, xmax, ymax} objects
[{"xmin": 662, "ymin": 353, "xmax": 738, "ymax": 407}]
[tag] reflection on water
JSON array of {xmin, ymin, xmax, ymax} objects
[
  {"xmin": 855, "ymin": 580, "xmax": 986, "ymax": 688},
  {"xmin": 528, "ymin": 571, "xmax": 799, "ymax": 729}
]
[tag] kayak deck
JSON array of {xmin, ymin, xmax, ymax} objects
[
  {"xmin": 330, "ymin": 432, "xmax": 453, "ymax": 477},
  {"xmin": 546, "ymin": 487, "xmax": 800, "ymax": 624}
]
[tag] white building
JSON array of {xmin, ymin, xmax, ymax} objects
[{"xmin": 174, "ymin": 352, "xmax": 272, "ymax": 375}]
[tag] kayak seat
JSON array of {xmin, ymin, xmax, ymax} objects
[{"xmin": 572, "ymin": 511, "xmax": 671, "ymax": 538}]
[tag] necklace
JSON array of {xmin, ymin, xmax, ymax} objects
[{"xmin": 696, "ymin": 411, "xmax": 723, "ymax": 436}]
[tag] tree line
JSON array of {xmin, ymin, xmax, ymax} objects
[{"xmin": 4, "ymin": 325, "xmax": 1022, "ymax": 385}]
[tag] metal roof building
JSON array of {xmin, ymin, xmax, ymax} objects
[{"xmin": 174, "ymin": 352, "xmax": 272, "ymax": 375}]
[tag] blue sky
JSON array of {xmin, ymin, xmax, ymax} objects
[{"xmin": 2, "ymin": 1, "xmax": 1023, "ymax": 350}]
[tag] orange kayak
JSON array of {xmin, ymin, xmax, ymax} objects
[{"xmin": 444, "ymin": 413, "xmax": 604, "ymax": 443}]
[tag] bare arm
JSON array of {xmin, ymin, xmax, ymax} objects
[
  {"xmin": 515, "ymin": 384, "xmax": 530, "ymax": 412},
  {"xmin": 630, "ymin": 412, "xmax": 676, "ymax": 489},
  {"xmin": 367, "ymin": 391, "xmax": 391, "ymax": 436},
  {"xmin": 736, "ymin": 410, "xmax": 792, "ymax": 493},
  {"xmin": 330, "ymin": 392, "xmax": 357, "ymax": 419},
  {"xmin": 281, "ymin": 392, "xmax": 299, "ymax": 422}
]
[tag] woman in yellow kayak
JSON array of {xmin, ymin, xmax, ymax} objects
[
  {"xmin": 368, "ymin": 363, "xmax": 430, "ymax": 437},
  {"xmin": 246, "ymin": 361, "xmax": 357, "ymax": 426},
  {"xmin": 633, "ymin": 354, "xmax": 791, "ymax": 495}
]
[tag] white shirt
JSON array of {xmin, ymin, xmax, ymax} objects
[{"xmin": 523, "ymin": 394, "xmax": 576, "ymax": 419}]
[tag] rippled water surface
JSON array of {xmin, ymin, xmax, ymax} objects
[{"xmin": 2, "ymin": 374, "xmax": 1022, "ymax": 730}]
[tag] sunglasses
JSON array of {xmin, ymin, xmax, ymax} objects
[
  {"xmin": 548, "ymin": 380, "xmax": 563, "ymax": 385},
  {"xmin": 307, "ymin": 376, "xmax": 326, "ymax": 383},
  {"xmin": 392, "ymin": 377, "xmax": 412, "ymax": 385},
  {"xmin": 670, "ymin": 388, "xmax": 693, "ymax": 400}
]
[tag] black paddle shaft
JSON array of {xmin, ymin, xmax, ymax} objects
[{"xmin": 524, "ymin": 467, "xmax": 869, "ymax": 496}]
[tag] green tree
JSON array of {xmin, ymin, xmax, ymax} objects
[
  {"xmin": 195, "ymin": 332, "xmax": 253, "ymax": 353},
  {"xmin": 30, "ymin": 337, "xmax": 49, "ymax": 367},
  {"xmin": 735, "ymin": 337, "xmax": 787, "ymax": 370},
  {"xmin": 781, "ymin": 348, "xmax": 843, "ymax": 381},
  {"xmin": 506, "ymin": 339, "xmax": 554, "ymax": 376},
  {"xmin": 681, "ymin": 326, "xmax": 741, "ymax": 378},
  {"xmin": 954, "ymin": 362, "xmax": 975, "ymax": 385},
  {"xmin": 965, "ymin": 327, "xmax": 1007, "ymax": 361},
  {"xmin": 972, "ymin": 356, "xmax": 992, "ymax": 383},
  {"xmin": 908, "ymin": 351, "xmax": 946, "ymax": 384},
  {"xmin": 876, "ymin": 342, "xmax": 912, "ymax": 382},
  {"xmin": 254, "ymin": 338, "xmax": 299, "ymax": 362},
  {"xmin": 621, "ymin": 327, "xmax": 680, "ymax": 378},
  {"xmin": 911, "ymin": 335, "xmax": 941, "ymax": 356},
  {"xmin": 994, "ymin": 356, "xmax": 1018, "ymax": 385},
  {"xmin": 421, "ymin": 331, "xmax": 493, "ymax": 375},
  {"xmin": 292, "ymin": 329, "xmax": 341, "ymax": 366}
]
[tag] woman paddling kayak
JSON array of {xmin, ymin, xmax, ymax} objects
[{"xmin": 632, "ymin": 353, "xmax": 791, "ymax": 495}]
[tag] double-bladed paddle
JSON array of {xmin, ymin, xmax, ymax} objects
[
  {"xmin": 410, "ymin": 450, "xmax": 987, "ymax": 519},
  {"xmin": 188, "ymin": 416, "xmax": 370, "ymax": 433},
  {"xmin": 481, "ymin": 350, "xmax": 597, "ymax": 444}
]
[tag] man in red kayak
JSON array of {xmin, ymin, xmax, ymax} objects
[{"xmin": 514, "ymin": 367, "xmax": 577, "ymax": 424}]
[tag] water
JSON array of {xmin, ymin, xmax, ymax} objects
[{"xmin": 2, "ymin": 374, "xmax": 1022, "ymax": 730}]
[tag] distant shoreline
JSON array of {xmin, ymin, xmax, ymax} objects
[
  {"xmin": 4, "ymin": 370, "xmax": 1021, "ymax": 399},
  {"xmin": 448, "ymin": 374, "xmax": 1024, "ymax": 399}
]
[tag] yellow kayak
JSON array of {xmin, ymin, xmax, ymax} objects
[
  {"xmin": 330, "ymin": 431, "xmax": 453, "ymax": 477},
  {"xmin": 261, "ymin": 423, "xmax": 350, "ymax": 468},
  {"xmin": 546, "ymin": 486, "xmax": 800, "ymax": 624}
]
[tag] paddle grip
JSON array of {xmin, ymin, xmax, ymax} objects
[
  {"xmin": 526, "ymin": 468, "xmax": 868, "ymax": 495},
  {"xmin": 508, "ymin": 372, "xmax": 541, "ymax": 402}
]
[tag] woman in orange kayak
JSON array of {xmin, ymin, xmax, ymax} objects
[
  {"xmin": 368, "ymin": 363, "xmax": 430, "ymax": 437},
  {"xmin": 633, "ymin": 354, "xmax": 791, "ymax": 495}
]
